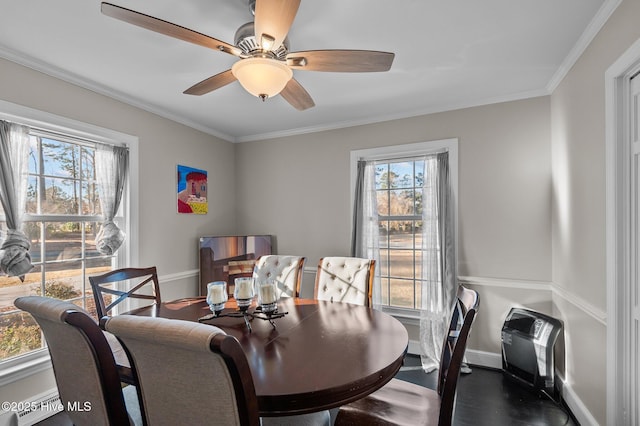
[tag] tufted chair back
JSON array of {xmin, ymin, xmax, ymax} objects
[
  {"xmin": 252, "ymin": 255, "xmax": 306, "ymax": 299},
  {"xmin": 314, "ymin": 257, "xmax": 375, "ymax": 307}
]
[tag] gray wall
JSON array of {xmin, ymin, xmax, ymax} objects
[
  {"xmin": 0, "ymin": 56, "xmax": 236, "ymax": 403},
  {"xmin": 551, "ymin": 0, "xmax": 640, "ymax": 423},
  {"xmin": 3, "ymin": 0, "xmax": 640, "ymax": 421},
  {"xmin": 235, "ymin": 97, "xmax": 551, "ymax": 280},
  {"xmin": 235, "ymin": 96, "xmax": 552, "ymax": 355}
]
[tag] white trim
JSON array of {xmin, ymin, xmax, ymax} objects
[
  {"xmin": 0, "ymin": 351, "xmax": 51, "ymax": 387},
  {"xmin": 552, "ymin": 284, "xmax": 607, "ymax": 326},
  {"xmin": 605, "ymin": 36, "xmax": 640, "ymax": 426},
  {"xmin": 563, "ymin": 382, "xmax": 600, "ymax": 426},
  {"xmin": 458, "ymin": 275, "xmax": 552, "ymax": 291},
  {"xmin": 458, "ymin": 275, "xmax": 607, "ymax": 325},
  {"xmin": 546, "ymin": 0, "xmax": 622, "ymax": 93},
  {"xmin": 0, "ymin": 99, "xmax": 139, "ymax": 385},
  {"xmin": 465, "ymin": 349, "xmax": 502, "ymax": 370},
  {"xmin": 0, "ymin": 44, "xmax": 235, "ymax": 143},
  {"xmin": 158, "ymin": 269, "xmax": 199, "ymax": 283}
]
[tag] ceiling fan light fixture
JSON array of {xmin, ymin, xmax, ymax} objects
[{"xmin": 232, "ymin": 57, "xmax": 293, "ymax": 99}]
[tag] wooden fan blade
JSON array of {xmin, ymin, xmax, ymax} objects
[
  {"xmin": 280, "ymin": 78, "xmax": 315, "ymax": 111},
  {"xmin": 286, "ymin": 50, "xmax": 395, "ymax": 72},
  {"xmin": 184, "ymin": 70, "xmax": 237, "ymax": 95},
  {"xmin": 254, "ymin": 0, "xmax": 300, "ymax": 51},
  {"xmin": 101, "ymin": 2, "xmax": 243, "ymax": 57}
]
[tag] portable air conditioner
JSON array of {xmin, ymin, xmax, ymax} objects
[{"xmin": 501, "ymin": 308, "xmax": 563, "ymax": 397}]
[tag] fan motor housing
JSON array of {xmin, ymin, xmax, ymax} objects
[{"xmin": 234, "ymin": 22, "xmax": 289, "ymax": 59}]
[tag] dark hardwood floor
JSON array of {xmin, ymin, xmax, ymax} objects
[
  {"xmin": 37, "ymin": 354, "xmax": 577, "ymax": 426},
  {"xmin": 396, "ymin": 355, "xmax": 577, "ymax": 426}
]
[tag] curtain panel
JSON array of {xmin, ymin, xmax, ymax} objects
[
  {"xmin": 351, "ymin": 160, "xmax": 382, "ymax": 308},
  {"xmin": 95, "ymin": 143, "xmax": 129, "ymax": 255},
  {"xmin": 0, "ymin": 120, "xmax": 33, "ymax": 280},
  {"xmin": 420, "ymin": 152, "xmax": 457, "ymax": 372}
]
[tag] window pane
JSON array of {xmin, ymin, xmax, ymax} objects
[
  {"xmin": 43, "ymin": 261, "xmax": 83, "ymax": 301},
  {"xmin": 380, "ymin": 277, "xmax": 390, "ymax": 305},
  {"xmin": 389, "ymin": 249, "xmax": 414, "ymax": 279},
  {"xmin": 375, "ymin": 164, "xmax": 388, "ymax": 189},
  {"xmin": 390, "ymin": 189, "xmax": 415, "ymax": 216},
  {"xmin": 44, "ymin": 222, "xmax": 82, "ymax": 261},
  {"xmin": 415, "ymin": 160, "xmax": 425, "ymax": 187},
  {"xmin": 40, "ymin": 177, "xmax": 80, "ymax": 214},
  {"xmin": 388, "ymin": 222, "xmax": 415, "ymax": 248},
  {"xmin": 379, "ymin": 249, "xmax": 389, "ymax": 277},
  {"xmin": 82, "ymin": 181, "xmax": 101, "ymax": 216},
  {"xmin": 389, "ymin": 162, "xmax": 413, "ymax": 188},
  {"xmin": 376, "ymin": 191, "xmax": 389, "ymax": 216},
  {"xmin": 42, "ymin": 139, "xmax": 80, "ymax": 178},
  {"xmin": 389, "ymin": 278, "xmax": 415, "ymax": 309},
  {"xmin": 0, "ymin": 311, "xmax": 43, "ymax": 361}
]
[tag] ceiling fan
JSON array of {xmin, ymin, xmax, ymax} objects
[{"xmin": 101, "ymin": 0, "xmax": 395, "ymax": 110}]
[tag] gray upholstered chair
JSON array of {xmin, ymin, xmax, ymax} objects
[
  {"xmin": 13, "ymin": 296, "xmax": 141, "ymax": 426},
  {"xmin": 89, "ymin": 266, "xmax": 161, "ymax": 318},
  {"xmin": 103, "ymin": 315, "xmax": 261, "ymax": 426},
  {"xmin": 335, "ymin": 286, "xmax": 480, "ymax": 426},
  {"xmin": 314, "ymin": 257, "xmax": 375, "ymax": 306},
  {"xmin": 252, "ymin": 255, "xmax": 306, "ymax": 299}
]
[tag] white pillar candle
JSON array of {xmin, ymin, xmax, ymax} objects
[
  {"xmin": 207, "ymin": 283, "xmax": 226, "ymax": 305},
  {"xmin": 235, "ymin": 278, "xmax": 253, "ymax": 299},
  {"xmin": 259, "ymin": 283, "xmax": 277, "ymax": 304}
]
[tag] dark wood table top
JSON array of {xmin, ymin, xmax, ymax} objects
[{"xmin": 119, "ymin": 297, "xmax": 408, "ymax": 416}]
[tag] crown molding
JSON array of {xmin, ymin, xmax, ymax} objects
[{"xmin": 546, "ymin": 0, "xmax": 622, "ymax": 93}]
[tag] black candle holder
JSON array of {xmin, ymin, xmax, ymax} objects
[{"xmin": 199, "ymin": 305, "xmax": 287, "ymax": 332}]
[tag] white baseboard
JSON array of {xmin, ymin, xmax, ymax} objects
[
  {"xmin": 562, "ymin": 381, "xmax": 600, "ymax": 426},
  {"xmin": 8, "ymin": 389, "xmax": 61, "ymax": 426}
]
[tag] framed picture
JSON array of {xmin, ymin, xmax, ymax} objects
[{"xmin": 177, "ymin": 164, "xmax": 208, "ymax": 214}]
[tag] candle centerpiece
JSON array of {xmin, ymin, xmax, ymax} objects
[
  {"xmin": 199, "ymin": 279, "xmax": 287, "ymax": 330},
  {"xmin": 206, "ymin": 281, "xmax": 228, "ymax": 315},
  {"xmin": 257, "ymin": 280, "xmax": 279, "ymax": 313},
  {"xmin": 234, "ymin": 277, "xmax": 255, "ymax": 310}
]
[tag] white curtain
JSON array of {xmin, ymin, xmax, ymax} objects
[
  {"xmin": 351, "ymin": 160, "xmax": 382, "ymax": 308},
  {"xmin": 0, "ymin": 121, "xmax": 33, "ymax": 280},
  {"xmin": 420, "ymin": 152, "xmax": 457, "ymax": 372},
  {"xmin": 95, "ymin": 143, "xmax": 129, "ymax": 255}
]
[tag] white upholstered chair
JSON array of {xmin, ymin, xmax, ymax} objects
[
  {"xmin": 314, "ymin": 257, "xmax": 375, "ymax": 307},
  {"xmin": 103, "ymin": 315, "xmax": 260, "ymax": 426},
  {"xmin": 252, "ymin": 255, "xmax": 306, "ymax": 299},
  {"xmin": 13, "ymin": 296, "xmax": 141, "ymax": 426}
]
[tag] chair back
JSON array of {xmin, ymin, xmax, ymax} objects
[
  {"xmin": 252, "ymin": 255, "xmax": 305, "ymax": 298},
  {"xmin": 436, "ymin": 285, "xmax": 479, "ymax": 425},
  {"xmin": 14, "ymin": 296, "xmax": 133, "ymax": 426},
  {"xmin": 314, "ymin": 257, "xmax": 375, "ymax": 306},
  {"xmin": 89, "ymin": 267, "xmax": 161, "ymax": 318},
  {"xmin": 104, "ymin": 315, "xmax": 260, "ymax": 426}
]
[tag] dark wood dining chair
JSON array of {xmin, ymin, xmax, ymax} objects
[
  {"xmin": 103, "ymin": 314, "xmax": 260, "ymax": 426},
  {"xmin": 14, "ymin": 296, "xmax": 142, "ymax": 426},
  {"xmin": 314, "ymin": 256, "xmax": 375, "ymax": 306},
  {"xmin": 89, "ymin": 266, "xmax": 161, "ymax": 319},
  {"xmin": 335, "ymin": 285, "xmax": 480, "ymax": 426},
  {"xmin": 252, "ymin": 255, "xmax": 306, "ymax": 298}
]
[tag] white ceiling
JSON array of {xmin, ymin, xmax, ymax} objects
[{"xmin": 0, "ymin": 0, "xmax": 613, "ymax": 142}]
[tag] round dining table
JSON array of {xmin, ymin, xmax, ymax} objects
[{"xmin": 117, "ymin": 297, "xmax": 408, "ymax": 417}]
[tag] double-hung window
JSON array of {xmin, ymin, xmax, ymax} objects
[
  {"xmin": 0, "ymin": 103, "xmax": 136, "ymax": 375},
  {"xmin": 351, "ymin": 139, "xmax": 458, "ymax": 319}
]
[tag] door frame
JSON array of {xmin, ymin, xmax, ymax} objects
[{"xmin": 605, "ymin": 37, "xmax": 640, "ymax": 426}]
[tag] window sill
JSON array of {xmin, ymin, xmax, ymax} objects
[
  {"xmin": 380, "ymin": 306, "xmax": 421, "ymax": 327},
  {"xmin": 0, "ymin": 350, "xmax": 52, "ymax": 387}
]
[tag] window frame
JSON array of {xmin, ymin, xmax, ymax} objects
[
  {"xmin": 350, "ymin": 138, "xmax": 458, "ymax": 320},
  {"xmin": 0, "ymin": 99, "xmax": 139, "ymax": 386}
]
